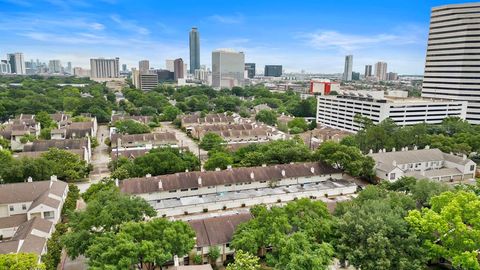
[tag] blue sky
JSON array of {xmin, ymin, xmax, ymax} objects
[{"xmin": 0, "ymin": 0, "xmax": 474, "ymax": 74}]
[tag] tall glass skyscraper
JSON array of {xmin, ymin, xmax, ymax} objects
[{"xmin": 189, "ymin": 27, "xmax": 200, "ymax": 74}]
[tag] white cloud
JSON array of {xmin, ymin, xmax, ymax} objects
[
  {"xmin": 110, "ymin": 14, "xmax": 150, "ymax": 35},
  {"xmin": 208, "ymin": 13, "xmax": 244, "ymax": 24},
  {"xmin": 302, "ymin": 31, "xmax": 399, "ymax": 51}
]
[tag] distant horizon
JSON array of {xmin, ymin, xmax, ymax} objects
[{"xmin": 0, "ymin": 0, "xmax": 474, "ymax": 74}]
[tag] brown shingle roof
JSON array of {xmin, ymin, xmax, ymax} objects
[
  {"xmin": 0, "ymin": 214, "xmax": 28, "ymax": 229},
  {"xmin": 0, "ymin": 180, "xmax": 67, "ymax": 205},
  {"xmin": 13, "ymin": 149, "xmax": 85, "ymax": 160},
  {"xmin": 188, "ymin": 213, "xmax": 252, "ymax": 247},
  {"xmin": 23, "ymin": 139, "xmax": 88, "ymax": 152},
  {"xmin": 120, "ymin": 162, "xmax": 341, "ymax": 194},
  {"xmin": 111, "ymin": 132, "xmax": 177, "ymax": 147}
]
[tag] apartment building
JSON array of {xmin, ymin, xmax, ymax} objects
[{"xmin": 119, "ymin": 162, "xmax": 357, "ymax": 217}]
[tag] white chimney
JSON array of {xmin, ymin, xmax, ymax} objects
[
  {"xmin": 158, "ymin": 180, "xmax": 163, "ymax": 190},
  {"xmin": 173, "ymin": 255, "xmax": 179, "ymax": 267},
  {"xmin": 392, "ymin": 160, "xmax": 397, "ymax": 167},
  {"xmin": 50, "ymin": 175, "xmax": 58, "ymax": 181},
  {"xmin": 369, "ymin": 149, "xmax": 373, "ymax": 154},
  {"xmin": 146, "ymin": 174, "xmax": 152, "ymax": 178},
  {"xmin": 414, "ymin": 145, "xmax": 418, "ymax": 150},
  {"xmin": 215, "ymin": 168, "xmax": 221, "ymax": 171},
  {"xmin": 281, "ymin": 170, "xmax": 286, "ymax": 177},
  {"xmin": 185, "ymin": 169, "xmax": 189, "ymax": 172},
  {"xmin": 115, "ymin": 178, "xmax": 119, "ymax": 187},
  {"xmin": 425, "ymin": 145, "xmax": 430, "ymax": 150},
  {"xmin": 198, "ymin": 177, "xmax": 202, "ymax": 186},
  {"xmin": 382, "ymin": 148, "xmax": 386, "ymax": 153},
  {"xmin": 227, "ymin": 165, "xmax": 232, "ymax": 170},
  {"xmin": 250, "ymin": 172, "xmax": 255, "ymax": 179},
  {"xmin": 262, "ymin": 164, "xmax": 267, "ymax": 167},
  {"xmin": 463, "ymin": 154, "xmax": 467, "ymax": 161},
  {"xmin": 27, "ymin": 176, "xmax": 33, "ymax": 183},
  {"xmin": 392, "ymin": 147, "xmax": 396, "ymax": 152},
  {"xmin": 310, "ymin": 167, "xmax": 315, "ymax": 174}
]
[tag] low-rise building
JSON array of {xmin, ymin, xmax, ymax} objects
[
  {"xmin": 110, "ymin": 132, "xmax": 178, "ymax": 157},
  {"xmin": 188, "ymin": 213, "xmax": 252, "ymax": 264},
  {"xmin": 23, "ymin": 138, "xmax": 92, "ymax": 163},
  {"xmin": 119, "ymin": 162, "xmax": 357, "ymax": 217},
  {"xmin": 369, "ymin": 147, "xmax": 477, "ymax": 182},
  {"xmin": 316, "ymin": 91, "xmax": 468, "ymax": 132},
  {"xmin": 300, "ymin": 127, "xmax": 352, "ymax": 149},
  {"xmin": 1, "ymin": 114, "xmax": 41, "ymax": 151},
  {"xmin": 181, "ymin": 113, "xmax": 236, "ymax": 130},
  {"xmin": 0, "ymin": 177, "xmax": 68, "ymax": 258}
]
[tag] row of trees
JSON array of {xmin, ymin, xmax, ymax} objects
[
  {"xmin": 0, "ymin": 76, "xmax": 116, "ymax": 123},
  {"xmin": 62, "ymin": 180, "xmax": 196, "ymax": 270},
  {"xmin": 0, "ymin": 148, "xmax": 91, "ymax": 183},
  {"xmin": 231, "ymin": 178, "xmax": 480, "ymax": 269},
  {"xmin": 349, "ymin": 117, "xmax": 480, "ymax": 156},
  {"xmin": 119, "ymin": 85, "xmax": 317, "ymax": 119},
  {"xmin": 109, "ymin": 147, "xmax": 200, "ymax": 180}
]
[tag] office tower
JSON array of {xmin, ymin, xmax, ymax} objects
[
  {"xmin": 245, "ymin": 63, "xmax": 256, "ymax": 79},
  {"xmin": 48, "ymin": 60, "xmax": 62, "ymax": 73},
  {"xmin": 156, "ymin": 69, "xmax": 175, "ymax": 82},
  {"xmin": 66, "ymin": 62, "xmax": 72, "ymax": 74},
  {"xmin": 139, "ymin": 74, "xmax": 159, "ymax": 91},
  {"xmin": 212, "ymin": 49, "xmax": 245, "ymax": 88},
  {"xmin": 7, "ymin": 53, "xmax": 25, "ymax": 75},
  {"xmin": 139, "ymin": 60, "xmax": 149, "ymax": 74},
  {"xmin": 264, "ymin": 65, "xmax": 282, "ymax": 77},
  {"xmin": 189, "ymin": 27, "xmax": 200, "ymax": 74},
  {"xmin": 364, "ymin": 65, "xmax": 372, "ymax": 78},
  {"xmin": 122, "ymin": 64, "xmax": 127, "ymax": 72},
  {"xmin": 343, "ymin": 55, "xmax": 353, "ymax": 81},
  {"xmin": 352, "ymin": 72, "xmax": 360, "ymax": 81},
  {"xmin": 387, "ymin": 72, "xmax": 398, "ymax": 81},
  {"xmin": 90, "ymin": 57, "xmax": 120, "ymax": 78},
  {"xmin": 374, "ymin": 62, "xmax": 387, "ymax": 81},
  {"xmin": 173, "ymin": 58, "xmax": 184, "ymax": 80},
  {"xmin": 0, "ymin": 60, "xmax": 11, "ymax": 74},
  {"xmin": 165, "ymin": 60, "xmax": 174, "ymax": 72},
  {"xmin": 422, "ymin": 2, "xmax": 480, "ymax": 124}
]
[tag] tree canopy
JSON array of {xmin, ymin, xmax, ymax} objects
[
  {"xmin": 199, "ymin": 132, "xmax": 225, "ymax": 151},
  {"xmin": 0, "ymin": 253, "xmax": 45, "ymax": 270},
  {"xmin": 114, "ymin": 119, "xmax": 151, "ymax": 134}
]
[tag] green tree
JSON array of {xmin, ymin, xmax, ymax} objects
[
  {"xmin": 86, "ymin": 218, "xmax": 195, "ymax": 270},
  {"xmin": 207, "ymin": 246, "xmax": 221, "ymax": 265},
  {"xmin": 255, "ymin": 109, "xmax": 277, "ymax": 125},
  {"xmin": 204, "ymin": 152, "xmax": 233, "ymax": 171},
  {"xmin": 287, "ymin": 118, "xmax": 309, "ymax": 132},
  {"xmin": 41, "ymin": 148, "xmax": 90, "ymax": 182},
  {"xmin": 406, "ymin": 191, "xmax": 480, "ymax": 269},
  {"xmin": 0, "ymin": 253, "xmax": 45, "ymax": 270},
  {"xmin": 114, "ymin": 119, "xmax": 151, "ymax": 134},
  {"xmin": 334, "ymin": 186, "xmax": 428, "ymax": 270},
  {"xmin": 161, "ymin": 106, "xmax": 182, "ymax": 121},
  {"xmin": 199, "ymin": 132, "xmax": 225, "ymax": 151},
  {"xmin": 35, "ymin": 111, "xmax": 56, "ymax": 129},
  {"xmin": 62, "ymin": 186, "xmax": 156, "ymax": 259},
  {"xmin": 226, "ymin": 250, "xmax": 260, "ymax": 270}
]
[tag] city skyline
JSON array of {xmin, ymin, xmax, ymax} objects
[{"xmin": 0, "ymin": 0, "xmax": 473, "ymax": 74}]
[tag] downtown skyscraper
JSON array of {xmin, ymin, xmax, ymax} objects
[
  {"xmin": 343, "ymin": 55, "xmax": 353, "ymax": 81},
  {"xmin": 189, "ymin": 27, "xmax": 200, "ymax": 74},
  {"xmin": 421, "ymin": 2, "xmax": 480, "ymax": 124}
]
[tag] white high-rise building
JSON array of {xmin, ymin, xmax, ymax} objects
[
  {"xmin": 0, "ymin": 60, "xmax": 11, "ymax": 74},
  {"xmin": 165, "ymin": 60, "xmax": 174, "ymax": 72},
  {"xmin": 7, "ymin": 53, "xmax": 25, "ymax": 75},
  {"xmin": 374, "ymin": 62, "xmax": 387, "ymax": 81},
  {"xmin": 343, "ymin": 55, "xmax": 353, "ymax": 81},
  {"xmin": 421, "ymin": 2, "xmax": 480, "ymax": 124},
  {"xmin": 90, "ymin": 57, "xmax": 120, "ymax": 79},
  {"xmin": 212, "ymin": 49, "xmax": 245, "ymax": 89},
  {"xmin": 48, "ymin": 60, "xmax": 62, "ymax": 73}
]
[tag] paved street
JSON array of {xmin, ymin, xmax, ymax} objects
[
  {"xmin": 157, "ymin": 122, "xmax": 208, "ymax": 161},
  {"xmin": 76, "ymin": 124, "xmax": 111, "ymax": 193}
]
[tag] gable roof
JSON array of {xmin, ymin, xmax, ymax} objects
[
  {"xmin": 23, "ymin": 139, "xmax": 88, "ymax": 152},
  {"xmin": 0, "ymin": 180, "xmax": 67, "ymax": 206},
  {"xmin": 120, "ymin": 162, "xmax": 341, "ymax": 194},
  {"xmin": 188, "ymin": 213, "xmax": 252, "ymax": 247},
  {"xmin": 111, "ymin": 132, "xmax": 177, "ymax": 147}
]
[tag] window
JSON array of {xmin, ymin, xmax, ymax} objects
[
  {"xmin": 43, "ymin": 211, "xmax": 54, "ymax": 219},
  {"xmin": 191, "ymin": 188, "xmax": 198, "ymax": 191},
  {"xmin": 180, "ymin": 189, "xmax": 188, "ymax": 192},
  {"xmin": 22, "ymin": 204, "xmax": 26, "ymax": 210},
  {"xmin": 169, "ymin": 190, "xmax": 177, "ymax": 193},
  {"xmin": 225, "ymin": 184, "xmax": 232, "ymax": 187},
  {"xmin": 390, "ymin": 173, "xmax": 396, "ymax": 180},
  {"xmin": 471, "ymin": 165, "xmax": 475, "ymax": 171},
  {"xmin": 9, "ymin": 206, "xmax": 13, "ymax": 211},
  {"xmin": 197, "ymin": 247, "xmax": 202, "ymax": 252}
]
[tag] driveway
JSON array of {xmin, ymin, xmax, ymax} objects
[{"xmin": 156, "ymin": 122, "xmax": 208, "ymax": 162}]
